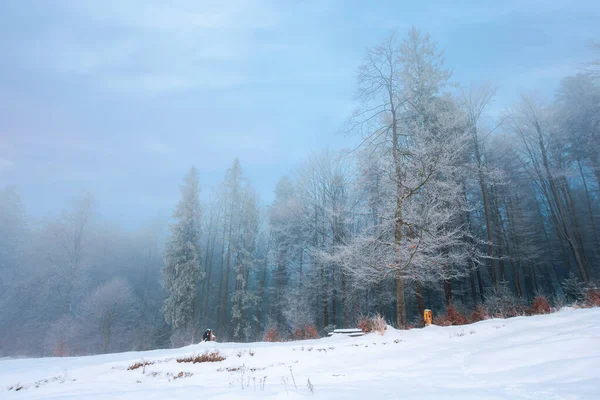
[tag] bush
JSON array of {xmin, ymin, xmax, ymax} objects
[
  {"xmin": 433, "ymin": 304, "xmax": 468, "ymax": 326},
  {"xmin": 291, "ymin": 325, "xmax": 319, "ymax": 340},
  {"xmin": 357, "ymin": 315, "xmax": 374, "ymax": 333},
  {"xmin": 371, "ymin": 314, "xmax": 387, "ymax": 335},
  {"xmin": 470, "ymin": 305, "xmax": 489, "ymax": 322},
  {"xmin": 485, "ymin": 281, "xmax": 523, "ymax": 318},
  {"xmin": 263, "ymin": 327, "xmax": 281, "ymax": 342},
  {"xmin": 303, "ymin": 325, "xmax": 319, "ymax": 339},
  {"xmin": 176, "ymin": 351, "xmax": 225, "ymax": 364},
  {"xmin": 432, "ymin": 315, "xmax": 450, "ymax": 326},
  {"xmin": 563, "ymin": 273, "xmax": 586, "ymax": 304},
  {"xmin": 530, "ymin": 295, "xmax": 552, "ymax": 315},
  {"xmin": 585, "ymin": 289, "xmax": 600, "ymax": 307},
  {"xmin": 447, "ymin": 305, "xmax": 468, "ymax": 325},
  {"xmin": 357, "ymin": 314, "xmax": 387, "ymax": 334}
]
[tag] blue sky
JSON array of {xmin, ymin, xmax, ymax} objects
[{"xmin": 1, "ymin": 0, "xmax": 598, "ymax": 227}]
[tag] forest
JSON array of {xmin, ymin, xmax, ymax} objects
[{"xmin": 1, "ymin": 28, "xmax": 599, "ymax": 356}]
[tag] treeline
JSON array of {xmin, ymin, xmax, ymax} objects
[{"xmin": 1, "ymin": 28, "xmax": 599, "ymax": 356}]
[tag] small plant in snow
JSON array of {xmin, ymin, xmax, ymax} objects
[
  {"xmin": 173, "ymin": 371, "xmax": 193, "ymax": 380},
  {"xmin": 127, "ymin": 360, "xmax": 154, "ymax": 371},
  {"xmin": 281, "ymin": 376, "xmax": 288, "ymax": 395},
  {"xmin": 260, "ymin": 376, "xmax": 267, "ymax": 391},
  {"xmin": 289, "ymin": 366, "xmax": 297, "ymax": 390},
  {"xmin": 307, "ymin": 378, "xmax": 314, "ymax": 393}
]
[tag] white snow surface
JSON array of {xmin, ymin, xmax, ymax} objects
[{"xmin": 2, "ymin": 307, "xmax": 599, "ymax": 399}]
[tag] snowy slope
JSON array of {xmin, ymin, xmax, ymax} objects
[{"xmin": 2, "ymin": 307, "xmax": 599, "ymax": 399}]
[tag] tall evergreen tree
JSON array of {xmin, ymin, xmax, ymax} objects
[{"xmin": 162, "ymin": 167, "xmax": 203, "ymax": 343}]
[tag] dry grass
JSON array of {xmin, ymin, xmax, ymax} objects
[
  {"xmin": 173, "ymin": 371, "xmax": 193, "ymax": 380},
  {"xmin": 371, "ymin": 314, "xmax": 387, "ymax": 335},
  {"xmin": 176, "ymin": 351, "xmax": 225, "ymax": 364},
  {"xmin": 358, "ymin": 314, "xmax": 388, "ymax": 334},
  {"xmin": 128, "ymin": 360, "xmax": 155, "ymax": 371}
]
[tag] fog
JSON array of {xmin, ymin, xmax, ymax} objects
[{"xmin": 1, "ymin": 1, "xmax": 599, "ymax": 356}]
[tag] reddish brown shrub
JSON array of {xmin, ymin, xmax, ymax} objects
[
  {"xmin": 292, "ymin": 325, "xmax": 320, "ymax": 340},
  {"xmin": 357, "ymin": 316, "xmax": 374, "ymax": 333},
  {"xmin": 531, "ymin": 295, "xmax": 552, "ymax": 315},
  {"xmin": 53, "ymin": 341, "xmax": 69, "ymax": 357},
  {"xmin": 303, "ymin": 325, "xmax": 319, "ymax": 339},
  {"xmin": 128, "ymin": 360, "xmax": 155, "ymax": 371},
  {"xmin": 445, "ymin": 305, "xmax": 468, "ymax": 325},
  {"xmin": 585, "ymin": 289, "xmax": 600, "ymax": 307},
  {"xmin": 433, "ymin": 315, "xmax": 451, "ymax": 326},
  {"xmin": 263, "ymin": 327, "xmax": 281, "ymax": 342},
  {"xmin": 470, "ymin": 305, "xmax": 489, "ymax": 322},
  {"xmin": 292, "ymin": 329, "xmax": 304, "ymax": 340},
  {"xmin": 176, "ymin": 351, "xmax": 225, "ymax": 364}
]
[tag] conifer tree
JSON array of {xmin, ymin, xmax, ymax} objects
[{"xmin": 162, "ymin": 167, "xmax": 203, "ymax": 343}]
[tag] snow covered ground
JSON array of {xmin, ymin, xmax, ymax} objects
[{"xmin": 2, "ymin": 307, "xmax": 599, "ymax": 399}]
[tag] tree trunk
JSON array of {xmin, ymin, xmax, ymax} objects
[
  {"xmin": 395, "ymin": 276, "xmax": 406, "ymax": 329},
  {"xmin": 472, "ymin": 126, "xmax": 498, "ymax": 288},
  {"xmin": 534, "ymin": 120, "xmax": 589, "ymax": 281},
  {"xmin": 390, "ymin": 84, "xmax": 407, "ymax": 330},
  {"xmin": 415, "ymin": 280, "xmax": 425, "ymax": 321},
  {"xmin": 578, "ymin": 160, "xmax": 600, "ymax": 251}
]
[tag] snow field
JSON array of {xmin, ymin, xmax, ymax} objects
[{"xmin": 1, "ymin": 307, "xmax": 599, "ymax": 399}]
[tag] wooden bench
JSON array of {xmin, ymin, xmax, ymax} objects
[{"xmin": 328, "ymin": 328, "xmax": 364, "ymax": 337}]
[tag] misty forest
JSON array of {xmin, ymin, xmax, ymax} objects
[{"xmin": 2, "ymin": 29, "xmax": 600, "ymax": 358}]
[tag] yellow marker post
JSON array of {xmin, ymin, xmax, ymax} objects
[{"xmin": 424, "ymin": 309, "xmax": 433, "ymax": 326}]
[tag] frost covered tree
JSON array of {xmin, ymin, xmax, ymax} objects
[
  {"xmin": 81, "ymin": 278, "xmax": 138, "ymax": 353},
  {"xmin": 512, "ymin": 96, "xmax": 591, "ymax": 282},
  {"xmin": 162, "ymin": 167, "xmax": 203, "ymax": 343},
  {"xmin": 341, "ymin": 28, "xmax": 474, "ymax": 328}
]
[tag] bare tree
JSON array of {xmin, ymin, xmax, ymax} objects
[{"xmin": 81, "ymin": 278, "xmax": 138, "ymax": 353}]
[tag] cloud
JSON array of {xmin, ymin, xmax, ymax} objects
[
  {"xmin": 0, "ymin": 158, "xmax": 15, "ymax": 173},
  {"xmin": 14, "ymin": 0, "xmax": 284, "ymax": 94},
  {"xmin": 140, "ymin": 136, "xmax": 175, "ymax": 155}
]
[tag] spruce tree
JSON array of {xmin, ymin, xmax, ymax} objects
[{"xmin": 162, "ymin": 167, "xmax": 202, "ymax": 343}]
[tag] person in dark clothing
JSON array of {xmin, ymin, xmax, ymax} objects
[{"xmin": 202, "ymin": 329, "xmax": 215, "ymax": 342}]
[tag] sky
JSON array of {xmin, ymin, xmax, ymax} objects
[{"xmin": 1, "ymin": 0, "xmax": 599, "ymax": 227}]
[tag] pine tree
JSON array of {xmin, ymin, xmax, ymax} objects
[{"xmin": 162, "ymin": 167, "xmax": 203, "ymax": 343}]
